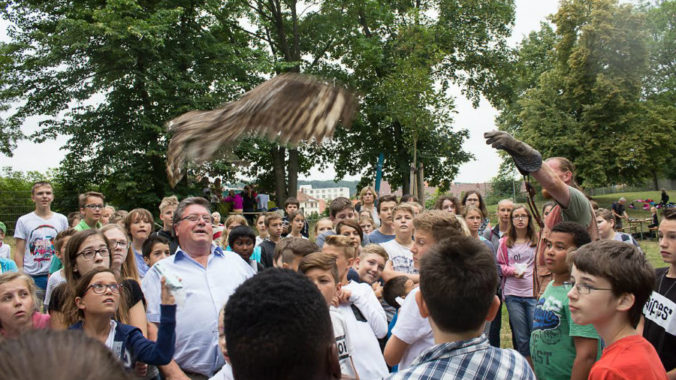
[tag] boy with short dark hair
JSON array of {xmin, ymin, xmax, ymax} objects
[
  {"xmin": 387, "ymin": 236, "xmax": 534, "ymax": 379},
  {"xmin": 281, "ymin": 197, "xmax": 309, "ymax": 238},
  {"xmin": 272, "ymin": 237, "xmax": 318, "ymax": 271},
  {"xmin": 368, "ymin": 194, "xmax": 398, "ymax": 244},
  {"xmin": 316, "ymin": 197, "xmax": 360, "ymax": 248},
  {"xmin": 260, "ymin": 212, "xmax": 284, "ymax": 268},
  {"xmin": 299, "ymin": 252, "xmax": 359, "ymax": 379},
  {"xmin": 142, "ymin": 235, "xmax": 171, "ymax": 269},
  {"xmin": 383, "ymin": 276, "xmax": 416, "ymax": 310},
  {"xmin": 567, "ymin": 240, "xmax": 666, "ymax": 380},
  {"xmin": 530, "ymin": 221, "xmax": 600, "ymax": 380},
  {"xmin": 227, "ymin": 225, "xmax": 263, "ymax": 273}
]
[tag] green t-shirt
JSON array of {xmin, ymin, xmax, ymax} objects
[
  {"xmin": 530, "ymin": 281, "xmax": 601, "ymax": 380},
  {"xmin": 49, "ymin": 256, "xmax": 62, "ymax": 274},
  {"xmin": 559, "ymin": 186, "xmax": 592, "ymax": 227},
  {"xmin": 74, "ymin": 219, "xmax": 102, "ymax": 231}
]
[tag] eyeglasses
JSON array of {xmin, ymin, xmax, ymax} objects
[
  {"xmin": 180, "ymin": 214, "xmax": 213, "ymax": 223},
  {"xmin": 109, "ymin": 240, "xmax": 128, "ymax": 248},
  {"xmin": 466, "ymin": 198, "xmax": 479, "ymax": 203},
  {"xmin": 85, "ymin": 283, "xmax": 121, "ymax": 295},
  {"xmin": 84, "ymin": 204, "xmax": 104, "ymax": 210},
  {"xmin": 77, "ymin": 248, "xmax": 110, "ymax": 260},
  {"xmin": 512, "ymin": 215, "xmax": 529, "ymax": 220},
  {"xmin": 563, "ymin": 281, "xmax": 613, "ymax": 295}
]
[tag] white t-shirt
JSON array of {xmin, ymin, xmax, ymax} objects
[
  {"xmin": 13, "ymin": 211, "xmax": 68, "ymax": 276},
  {"xmin": 209, "ymin": 363, "xmax": 234, "ymax": 380},
  {"xmin": 380, "ymin": 239, "xmax": 417, "ymax": 274},
  {"xmin": 0, "ymin": 243, "xmax": 10, "ymax": 260},
  {"xmin": 338, "ymin": 281, "xmax": 388, "ymax": 379},
  {"xmin": 391, "ymin": 287, "xmax": 434, "ymax": 370},
  {"xmin": 330, "ymin": 307, "xmax": 357, "ymax": 379},
  {"xmin": 44, "ymin": 269, "xmax": 66, "ymax": 308}
]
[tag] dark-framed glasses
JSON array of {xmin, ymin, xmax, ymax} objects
[
  {"xmin": 563, "ymin": 281, "xmax": 613, "ymax": 295},
  {"xmin": 86, "ymin": 283, "xmax": 121, "ymax": 295},
  {"xmin": 77, "ymin": 248, "xmax": 110, "ymax": 260}
]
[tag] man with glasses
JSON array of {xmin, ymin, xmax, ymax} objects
[
  {"xmin": 74, "ymin": 191, "xmax": 106, "ymax": 231},
  {"xmin": 142, "ymin": 197, "xmax": 255, "ymax": 380},
  {"xmin": 13, "ymin": 181, "xmax": 69, "ymax": 301}
]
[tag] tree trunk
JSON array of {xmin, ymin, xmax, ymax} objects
[
  {"xmin": 417, "ymin": 162, "xmax": 425, "ymax": 204},
  {"xmin": 653, "ymin": 171, "xmax": 659, "ymax": 191},
  {"xmin": 288, "ymin": 148, "xmax": 299, "ymax": 198},
  {"xmin": 272, "ymin": 146, "xmax": 287, "ymax": 205}
]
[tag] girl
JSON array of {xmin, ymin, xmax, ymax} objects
[
  {"xmin": 434, "ymin": 195, "xmax": 462, "ymax": 215},
  {"xmin": 254, "ymin": 213, "xmax": 269, "ymax": 247},
  {"xmin": 124, "ymin": 209, "xmax": 154, "ymax": 279},
  {"xmin": 221, "ymin": 215, "xmax": 262, "ymax": 263},
  {"xmin": 497, "ymin": 205, "xmax": 538, "ymax": 364},
  {"xmin": 314, "ymin": 218, "xmax": 333, "ymax": 239},
  {"xmin": 287, "ymin": 211, "xmax": 307, "ymax": 239},
  {"xmin": 462, "ymin": 191, "xmax": 491, "ymax": 235},
  {"xmin": 69, "ymin": 268, "xmax": 176, "ymax": 370},
  {"xmin": 359, "ymin": 186, "xmax": 380, "ymax": 227},
  {"xmin": 359, "ymin": 215, "xmax": 375, "ymax": 235},
  {"xmin": 336, "ymin": 220, "xmax": 364, "ymax": 249},
  {"xmin": 0, "ymin": 272, "xmax": 50, "ymax": 339},
  {"xmin": 595, "ymin": 208, "xmax": 641, "ymax": 250},
  {"xmin": 463, "ymin": 206, "xmax": 495, "ymax": 252},
  {"xmin": 212, "ymin": 212, "xmax": 225, "ymax": 241}
]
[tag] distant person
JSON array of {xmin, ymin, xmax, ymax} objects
[
  {"xmin": 0, "ymin": 221, "xmax": 11, "ymax": 260},
  {"xmin": 595, "ymin": 208, "xmax": 641, "ymax": 252},
  {"xmin": 155, "ymin": 195, "xmax": 179, "ymax": 254},
  {"xmin": 611, "ymin": 197, "xmax": 630, "ymax": 231},
  {"xmin": 661, "ymin": 189, "xmax": 670, "ymax": 208},
  {"xmin": 435, "ymin": 195, "xmax": 462, "ymax": 215},
  {"xmin": 316, "ymin": 197, "xmax": 362, "ymax": 248},
  {"xmin": 368, "ymin": 195, "xmax": 398, "ymax": 244},
  {"xmin": 462, "ymin": 190, "xmax": 491, "ymax": 235},
  {"xmin": 359, "ymin": 186, "xmax": 380, "ymax": 227}
]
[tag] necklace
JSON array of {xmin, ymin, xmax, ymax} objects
[{"xmin": 657, "ymin": 268, "xmax": 676, "ymax": 296}]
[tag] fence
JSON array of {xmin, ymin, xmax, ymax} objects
[
  {"xmin": 0, "ymin": 191, "xmax": 35, "ymax": 236},
  {"xmin": 588, "ymin": 179, "xmax": 676, "ymax": 196}
]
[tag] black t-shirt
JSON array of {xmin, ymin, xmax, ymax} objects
[
  {"xmin": 48, "ymin": 282, "xmax": 67, "ymax": 313},
  {"xmin": 259, "ymin": 240, "xmax": 276, "ymax": 268},
  {"xmin": 611, "ymin": 202, "xmax": 626, "ymax": 220},
  {"xmin": 643, "ymin": 267, "xmax": 676, "ymax": 372},
  {"xmin": 122, "ymin": 279, "xmax": 146, "ymax": 309}
]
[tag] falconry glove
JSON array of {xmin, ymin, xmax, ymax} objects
[{"xmin": 484, "ymin": 130, "xmax": 542, "ymax": 175}]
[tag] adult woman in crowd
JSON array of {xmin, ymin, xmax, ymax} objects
[
  {"xmin": 462, "ymin": 191, "xmax": 491, "ymax": 235},
  {"xmin": 241, "ymin": 185, "xmax": 257, "ymax": 224},
  {"xmin": 125, "ymin": 209, "xmax": 154, "ymax": 279},
  {"xmin": 435, "ymin": 195, "xmax": 463, "ymax": 215},
  {"xmin": 359, "ymin": 186, "xmax": 380, "ymax": 227},
  {"xmin": 0, "ymin": 272, "xmax": 50, "ymax": 339}
]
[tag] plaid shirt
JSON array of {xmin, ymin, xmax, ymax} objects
[{"xmin": 385, "ymin": 335, "xmax": 535, "ymax": 380}]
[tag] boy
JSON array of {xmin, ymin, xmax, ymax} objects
[
  {"xmin": 271, "ymin": 237, "xmax": 318, "ymax": 271},
  {"xmin": 0, "ymin": 222, "xmax": 10, "ymax": 260},
  {"xmin": 323, "ymin": 235, "xmax": 388, "ymax": 379},
  {"xmin": 142, "ymin": 235, "xmax": 171, "ymax": 269},
  {"xmin": 224, "ymin": 269, "xmax": 340, "ymax": 380},
  {"xmin": 259, "ymin": 212, "xmax": 284, "ymax": 268},
  {"xmin": 643, "ymin": 208, "xmax": 676, "ymax": 377},
  {"xmin": 227, "ymin": 225, "xmax": 264, "ymax": 273},
  {"xmin": 381, "ymin": 204, "xmax": 416, "ymax": 282},
  {"xmin": 316, "ymin": 197, "xmax": 360, "ymax": 248},
  {"xmin": 387, "ymin": 237, "xmax": 534, "ymax": 379},
  {"xmin": 383, "ymin": 276, "xmax": 416, "ymax": 310},
  {"xmin": 74, "ymin": 191, "xmax": 105, "ymax": 230},
  {"xmin": 348, "ymin": 243, "xmax": 388, "ymax": 285},
  {"xmin": 530, "ymin": 222, "xmax": 600, "ymax": 380},
  {"xmin": 155, "ymin": 195, "xmax": 179, "ymax": 254},
  {"xmin": 384, "ymin": 210, "xmax": 463, "ymax": 370},
  {"xmin": 44, "ymin": 228, "xmax": 76, "ymax": 308},
  {"xmin": 567, "ymin": 240, "xmax": 666, "ymax": 380},
  {"xmin": 299, "ymin": 252, "xmax": 359, "ymax": 379},
  {"xmin": 281, "ymin": 197, "xmax": 308, "ymax": 238},
  {"xmin": 368, "ymin": 195, "xmax": 398, "ymax": 244}
]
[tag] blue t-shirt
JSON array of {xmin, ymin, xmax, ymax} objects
[{"xmin": 368, "ymin": 229, "xmax": 395, "ymax": 245}]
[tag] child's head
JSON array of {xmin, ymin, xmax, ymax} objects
[
  {"xmin": 404, "ymin": 202, "xmax": 424, "ymax": 216},
  {"xmin": 228, "ymin": 226, "xmax": 257, "ymax": 262},
  {"xmin": 264, "ymin": 212, "xmax": 284, "ymax": 239},
  {"xmin": 255, "ymin": 213, "xmax": 268, "ymax": 238},
  {"xmin": 545, "ymin": 222, "xmax": 592, "ymax": 275},
  {"xmin": 336, "ymin": 219, "xmax": 363, "ymax": 249},
  {"xmin": 314, "ymin": 218, "xmax": 333, "ymax": 236},
  {"xmin": 73, "ymin": 268, "xmax": 125, "ymax": 321},
  {"xmin": 225, "ymin": 269, "xmax": 338, "ymax": 380},
  {"xmin": 54, "ymin": 228, "xmax": 77, "ymax": 260},
  {"xmin": 329, "ymin": 197, "xmax": 356, "ymax": 224},
  {"xmin": 595, "ymin": 208, "xmax": 615, "ymax": 239},
  {"xmin": 392, "ymin": 204, "xmax": 415, "ymax": 237},
  {"xmin": 651, "ymin": 206, "xmax": 657, "ymax": 214},
  {"xmin": 211, "ymin": 211, "xmax": 221, "ymax": 225},
  {"xmin": 435, "ymin": 195, "xmax": 462, "ymax": 215},
  {"xmin": 462, "ymin": 205, "xmax": 484, "ymax": 234},
  {"xmin": 273, "ymin": 237, "xmax": 319, "ymax": 271},
  {"xmin": 418, "ymin": 236, "xmax": 499, "ymax": 334},
  {"xmin": 158, "ymin": 195, "xmax": 179, "ymax": 230},
  {"xmin": 658, "ymin": 208, "xmax": 676, "ymax": 267},
  {"xmin": 299, "ymin": 252, "xmax": 340, "ymax": 306},
  {"xmin": 377, "ymin": 195, "xmax": 398, "ymax": 226},
  {"xmin": 383, "ymin": 275, "xmax": 415, "ymax": 309},
  {"xmin": 355, "ymin": 244, "xmax": 388, "ymax": 284},
  {"xmin": 284, "ymin": 197, "xmax": 300, "ymax": 214},
  {"xmin": 0, "ymin": 272, "xmax": 39, "ymax": 331},
  {"xmin": 0, "ymin": 221, "xmax": 6, "ymax": 240},
  {"xmin": 141, "ymin": 235, "xmax": 170, "ymax": 267},
  {"xmin": 287, "ymin": 211, "xmax": 305, "ymax": 234},
  {"xmin": 322, "ymin": 235, "xmax": 357, "ymax": 282},
  {"xmin": 358, "ymin": 215, "xmax": 375, "ymax": 234},
  {"xmin": 411, "ymin": 210, "xmax": 463, "ymax": 269},
  {"xmin": 506, "ymin": 205, "xmax": 538, "ymax": 247},
  {"xmin": 568, "ymin": 240, "xmax": 654, "ymax": 328}
]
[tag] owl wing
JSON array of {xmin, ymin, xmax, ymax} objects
[{"xmin": 166, "ymin": 73, "xmax": 357, "ymax": 187}]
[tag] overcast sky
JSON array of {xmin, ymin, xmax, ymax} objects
[{"xmin": 0, "ymin": 0, "xmax": 561, "ymax": 183}]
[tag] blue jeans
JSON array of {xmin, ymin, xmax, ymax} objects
[{"xmin": 505, "ymin": 295, "xmax": 536, "ymax": 357}]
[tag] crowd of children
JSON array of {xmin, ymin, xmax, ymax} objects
[{"xmin": 0, "ymin": 180, "xmax": 675, "ymax": 380}]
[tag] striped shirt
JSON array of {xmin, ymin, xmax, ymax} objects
[{"xmin": 385, "ymin": 335, "xmax": 535, "ymax": 380}]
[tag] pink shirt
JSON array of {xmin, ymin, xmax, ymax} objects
[
  {"xmin": 0, "ymin": 312, "xmax": 50, "ymax": 337},
  {"xmin": 497, "ymin": 238, "xmax": 536, "ymax": 298}
]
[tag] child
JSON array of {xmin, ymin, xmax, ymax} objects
[
  {"xmin": 386, "ymin": 237, "xmax": 534, "ymax": 379},
  {"xmin": 648, "ymin": 206, "xmax": 659, "ymax": 229},
  {"xmin": 228, "ymin": 226, "xmax": 264, "ymax": 273},
  {"xmin": 368, "ymin": 195, "xmax": 398, "ymax": 244},
  {"xmin": 567, "ymin": 240, "xmax": 667, "ymax": 380},
  {"xmin": 384, "ymin": 210, "xmax": 463, "ymax": 370},
  {"xmin": 643, "ymin": 208, "xmax": 676, "ymax": 377},
  {"xmin": 44, "ymin": 228, "xmax": 76, "ymax": 309},
  {"xmin": 272, "ymin": 237, "xmax": 318, "ymax": 271},
  {"xmin": 350, "ymin": 244, "xmax": 388, "ymax": 285},
  {"xmin": 359, "ymin": 215, "xmax": 375, "ymax": 235},
  {"xmin": 142, "ymin": 235, "xmax": 171, "ymax": 269},
  {"xmin": 259, "ymin": 212, "xmax": 284, "ymax": 268},
  {"xmin": 299, "ymin": 252, "xmax": 359, "ymax": 379},
  {"xmin": 286, "ymin": 211, "xmax": 307, "ymax": 239},
  {"xmin": 381, "ymin": 204, "xmax": 416, "ymax": 282},
  {"xmin": 596, "ymin": 208, "xmax": 642, "ymax": 251},
  {"xmin": 282, "ymin": 197, "xmax": 308, "ymax": 238},
  {"xmin": 0, "ymin": 222, "xmax": 10, "ymax": 260},
  {"xmin": 383, "ymin": 275, "xmax": 415, "ymax": 310},
  {"xmin": 323, "ymin": 235, "xmax": 388, "ymax": 379},
  {"xmin": 69, "ymin": 268, "xmax": 176, "ymax": 370},
  {"xmin": 314, "ymin": 217, "xmax": 334, "ymax": 238},
  {"xmin": 0, "ymin": 272, "xmax": 50, "ymax": 339},
  {"xmin": 316, "ymin": 197, "xmax": 360, "ymax": 248},
  {"xmin": 336, "ymin": 220, "xmax": 365, "ymax": 250},
  {"xmin": 497, "ymin": 205, "xmax": 538, "ymax": 364},
  {"xmin": 254, "ymin": 213, "xmax": 268, "ymax": 247},
  {"xmin": 530, "ymin": 222, "xmax": 601, "ymax": 380}
]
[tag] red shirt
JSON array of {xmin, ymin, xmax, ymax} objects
[{"xmin": 589, "ymin": 334, "xmax": 667, "ymax": 380}]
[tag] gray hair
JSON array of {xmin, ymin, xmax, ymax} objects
[{"xmin": 172, "ymin": 197, "xmax": 211, "ymax": 236}]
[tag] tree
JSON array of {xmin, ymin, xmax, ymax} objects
[
  {"xmin": 507, "ymin": 0, "xmax": 675, "ymax": 187},
  {"xmin": 0, "ymin": 0, "xmax": 266, "ymax": 211}
]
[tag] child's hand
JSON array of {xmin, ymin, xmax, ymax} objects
[
  {"xmin": 337, "ymin": 289, "xmax": 352, "ymax": 305},
  {"xmin": 134, "ymin": 362, "xmax": 148, "ymax": 377},
  {"xmin": 372, "ymin": 282, "xmax": 383, "ymax": 299},
  {"xmin": 160, "ymin": 277, "xmax": 176, "ymax": 305}
]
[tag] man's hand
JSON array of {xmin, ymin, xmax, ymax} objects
[{"xmin": 484, "ymin": 130, "xmax": 542, "ymax": 174}]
